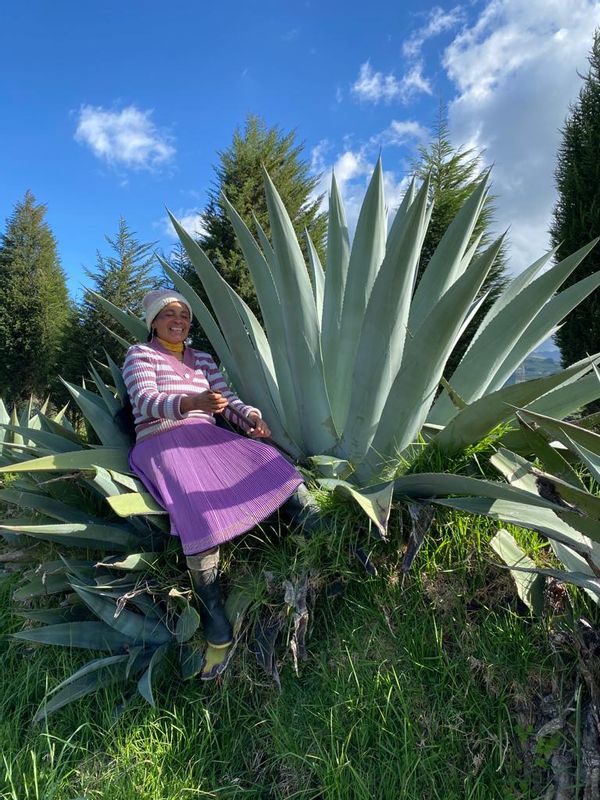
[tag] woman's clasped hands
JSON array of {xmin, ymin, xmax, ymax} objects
[{"xmin": 186, "ymin": 391, "xmax": 271, "ymax": 439}]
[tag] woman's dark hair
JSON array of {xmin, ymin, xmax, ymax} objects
[{"xmin": 113, "ymin": 393, "xmax": 136, "ymax": 444}]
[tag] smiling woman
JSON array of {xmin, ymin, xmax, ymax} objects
[{"xmin": 122, "ymin": 290, "xmax": 312, "ymax": 666}]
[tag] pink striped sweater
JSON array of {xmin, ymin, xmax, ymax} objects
[{"xmin": 122, "ymin": 340, "xmax": 260, "ymax": 442}]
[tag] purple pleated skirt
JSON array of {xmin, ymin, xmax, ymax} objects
[{"xmin": 128, "ymin": 418, "xmax": 303, "ymax": 555}]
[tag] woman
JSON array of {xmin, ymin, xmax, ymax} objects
[{"xmin": 123, "ymin": 289, "xmax": 312, "ymax": 650}]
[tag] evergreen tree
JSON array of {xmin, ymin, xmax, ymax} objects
[
  {"xmin": 0, "ymin": 191, "xmax": 70, "ymax": 403},
  {"xmin": 68, "ymin": 219, "xmax": 159, "ymax": 382},
  {"xmin": 550, "ymin": 31, "xmax": 600, "ymax": 367},
  {"xmin": 180, "ymin": 115, "xmax": 327, "ymax": 326},
  {"xmin": 412, "ymin": 108, "xmax": 508, "ymax": 375}
]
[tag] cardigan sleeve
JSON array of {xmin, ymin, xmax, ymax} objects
[
  {"xmin": 123, "ymin": 346, "xmax": 187, "ymax": 421},
  {"xmin": 200, "ymin": 354, "xmax": 261, "ymax": 429}
]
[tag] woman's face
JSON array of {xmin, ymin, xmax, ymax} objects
[{"xmin": 152, "ymin": 302, "xmax": 191, "ymax": 344}]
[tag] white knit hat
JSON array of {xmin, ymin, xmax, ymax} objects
[{"xmin": 143, "ymin": 290, "xmax": 193, "ymax": 331}]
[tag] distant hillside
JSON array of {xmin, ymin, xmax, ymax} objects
[{"xmin": 506, "ymin": 339, "xmax": 561, "ymax": 384}]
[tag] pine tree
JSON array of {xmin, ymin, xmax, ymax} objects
[
  {"xmin": 180, "ymin": 115, "xmax": 327, "ymax": 327},
  {"xmin": 68, "ymin": 219, "xmax": 159, "ymax": 382},
  {"xmin": 412, "ymin": 108, "xmax": 508, "ymax": 375},
  {"xmin": 0, "ymin": 191, "xmax": 70, "ymax": 403},
  {"xmin": 550, "ymin": 31, "xmax": 600, "ymax": 367}
]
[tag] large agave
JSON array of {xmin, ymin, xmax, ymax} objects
[
  {"xmin": 88, "ymin": 161, "xmax": 600, "ymax": 534},
  {"xmin": 2, "ymin": 163, "xmax": 600, "ymax": 718}
]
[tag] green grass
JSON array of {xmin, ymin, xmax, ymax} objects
[{"xmin": 0, "ymin": 506, "xmax": 583, "ymax": 800}]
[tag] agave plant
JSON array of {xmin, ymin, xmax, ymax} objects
[
  {"xmin": 482, "ymin": 409, "xmax": 600, "ymax": 609},
  {"xmin": 85, "ymin": 161, "xmax": 600, "ymax": 534},
  {"xmin": 0, "ymin": 393, "xmax": 260, "ymax": 720},
  {"xmin": 2, "ymin": 162, "xmax": 600, "ymax": 717}
]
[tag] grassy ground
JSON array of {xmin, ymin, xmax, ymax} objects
[{"xmin": 1, "ymin": 505, "xmax": 589, "ymax": 800}]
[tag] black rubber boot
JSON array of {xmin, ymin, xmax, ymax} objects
[
  {"xmin": 187, "ymin": 548, "xmax": 233, "ymax": 648},
  {"xmin": 281, "ymin": 483, "xmax": 323, "ymax": 536}
]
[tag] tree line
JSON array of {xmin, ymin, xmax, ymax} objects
[{"xmin": 1, "ymin": 31, "xmax": 599, "ymax": 409}]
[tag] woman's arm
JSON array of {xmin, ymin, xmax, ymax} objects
[
  {"xmin": 200, "ymin": 355, "xmax": 262, "ymax": 430},
  {"xmin": 123, "ymin": 347, "xmax": 187, "ymax": 421}
]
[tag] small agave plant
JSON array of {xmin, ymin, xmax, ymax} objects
[
  {"xmin": 471, "ymin": 406, "xmax": 600, "ymax": 612},
  {"xmin": 0, "ymin": 394, "xmax": 255, "ymax": 720},
  {"xmin": 2, "ymin": 162, "xmax": 600, "ymax": 718}
]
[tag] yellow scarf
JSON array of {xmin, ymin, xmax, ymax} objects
[{"xmin": 156, "ymin": 337, "xmax": 185, "ymax": 354}]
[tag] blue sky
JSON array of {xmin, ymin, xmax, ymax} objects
[{"xmin": 2, "ymin": 0, "xmax": 600, "ymax": 301}]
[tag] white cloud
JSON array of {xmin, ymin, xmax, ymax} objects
[
  {"xmin": 375, "ymin": 119, "xmax": 429, "ymax": 147},
  {"xmin": 403, "ymin": 5, "xmax": 465, "ymax": 58},
  {"xmin": 309, "ymin": 132, "xmax": 417, "ymax": 234},
  {"xmin": 156, "ymin": 209, "xmax": 207, "ymax": 240},
  {"xmin": 75, "ymin": 104, "xmax": 175, "ymax": 170},
  {"xmin": 351, "ymin": 61, "xmax": 432, "ymax": 104},
  {"xmin": 442, "ymin": 0, "xmax": 600, "ymax": 272}
]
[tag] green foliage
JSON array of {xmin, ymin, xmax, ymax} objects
[
  {"xmin": 413, "ymin": 106, "xmax": 509, "ymax": 375},
  {"xmin": 0, "ymin": 191, "xmax": 70, "ymax": 404},
  {"xmin": 64, "ymin": 218, "xmax": 159, "ymax": 386},
  {"xmin": 550, "ymin": 30, "xmax": 600, "ymax": 370},
  {"xmin": 179, "ymin": 114, "xmax": 327, "ymax": 333}
]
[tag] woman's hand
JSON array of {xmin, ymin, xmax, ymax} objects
[
  {"xmin": 182, "ymin": 391, "xmax": 229, "ymax": 415},
  {"xmin": 247, "ymin": 412, "xmax": 271, "ymax": 438}
]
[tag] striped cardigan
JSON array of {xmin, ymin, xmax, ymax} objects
[{"xmin": 122, "ymin": 341, "xmax": 260, "ymax": 442}]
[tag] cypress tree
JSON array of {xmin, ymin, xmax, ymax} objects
[
  {"xmin": 0, "ymin": 191, "xmax": 69, "ymax": 403},
  {"xmin": 179, "ymin": 115, "xmax": 327, "ymax": 327},
  {"xmin": 550, "ymin": 31, "xmax": 600, "ymax": 367},
  {"xmin": 68, "ymin": 219, "xmax": 159, "ymax": 382},
  {"xmin": 413, "ymin": 108, "xmax": 508, "ymax": 375}
]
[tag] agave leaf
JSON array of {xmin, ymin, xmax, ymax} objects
[
  {"xmin": 97, "ymin": 553, "xmax": 161, "ymax": 571},
  {"xmin": 434, "ymin": 498, "xmax": 596, "ymax": 553},
  {"xmin": 137, "ymin": 642, "xmax": 171, "ymax": 706},
  {"xmin": 101, "ymin": 351, "xmax": 128, "ymax": 403},
  {"xmin": 0, "ymin": 521, "xmax": 140, "ymax": 552},
  {"xmin": 157, "ymin": 257, "xmax": 238, "ymax": 385},
  {"xmin": 108, "ymin": 470, "xmax": 147, "ymax": 493},
  {"xmin": 33, "ymin": 656, "xmax": 129, "ymax": 723},
  {"xmin": 107, "ymin": 492, "xmax": 166, "ymax": 517},
  {"xmin": 309, "ymin": 455, "xmax": 354, "ymax": 480},
  {"xmin": 512, "ymin": 414, "xmax": 586, "ymax": 488},
  {"xmin": 468, "ymin": 247, "xmax": 556, "ymax": 347},
  {"xmin": 221, "ymin": 196, "xmax": 303, "ymax": 446},
  {"xmin": 433, "ymin": 357, "xmax": 600, "ymax": 454},
  {"xmin": 518, "ymin": 408, "xmax": 600, "ymax": 456},
  {"xmin": 16, "ymin": 605, "xmax": 90, "ymax": 624},
  {"xmin": 409, "ymin": 175, "xmax": 489, "ymax": 331},
  {"xmin": 88, "ymin": 364, "xmax": 121, "ymax": 416},
  {"xmin": 318, "ymin": 478, "xmax": 394, "ymax": 539},
  {"xmin": 180, "ymin": 644, "xmax": 204, "ymax": 680},
  {"xmin": 0, "ymin": 448, "xmax": 130, "ymax": 474},
  {"xmin": 168, "ymin": 212, "xmax": 300, "ymax": 456},
  {"xmin": 562, "ymin": 435, "xmax": 600, "ymax": 484},
  {"xmin": 87, "ymin": 290, "xmax": 147, "ymax": 341},
  {"xmin": 321, "ymin": 172, "xmax": 350, "ymax": 398},
  {"xmin": 360, "ymin": 237, "xmax": 503, "ymax": 478},
  {"xmin": 487, "ymin": 271, "xmax": 600, "ymax": 392},
  {"xmin": 491, "ymin": 557, "xmax": 600, "ymax": 602},
  {"xmin": 0, "ymin": 489, "xmax": 104, "ymax": 524},
  {"xmin": 489, "ymin": 529, "xmax": 545, "ymax": 614},
  {"xmin": 430, "ymin": 239, "xmax": 598, "ymax": 425},
  {"xmin": 343, "ymin": 179, "xmax": 431, "ymax": 455},
  {"xmin": 304, "ymin": 229, "xmax": 325, "ymax": 319},
  {"xmin": 12, "ymin": 620, "xmax": 134, "ymax": 651},
  {"xmin": 175, "ymin": 605, "xmax": 201, "ymax": 644},
  {"xmin": 525, "ymin": 371, "xmax": 600, "ymax": 420},
  {"xmin": 37, "ymin": 413, "xmax": 84, "ymax": 446},
  {"xmin": 72, "ymin": 585, "xmax": 172, "ymax": 646},
  {"xmin": 0, "ymin": 424, "xmax": 83, "ymax": 453},
  {"xmin": 60, "ymin": 379, "xmax": 130, "ymax": 447},
  {"xmin": 327, "ymin": 160, "xmax": 386, "ymax": 431},
  {"xmin": 48, "ymin": 654, "xmax": 130, "ymax": 694},
  {"xmin": 261, "ymin": 169, "xmax": 337, "ymax": 453},
  {"xmin": 550, "ymin": 541, "xmax": 600, "ymax": 603},
  {"xmin": 13, "ymin": 572, "xmax": 72, "ymax": 600},
  {"xmin": 99, "ymin": 320, "xmax": 134, "ymax": 350}
]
